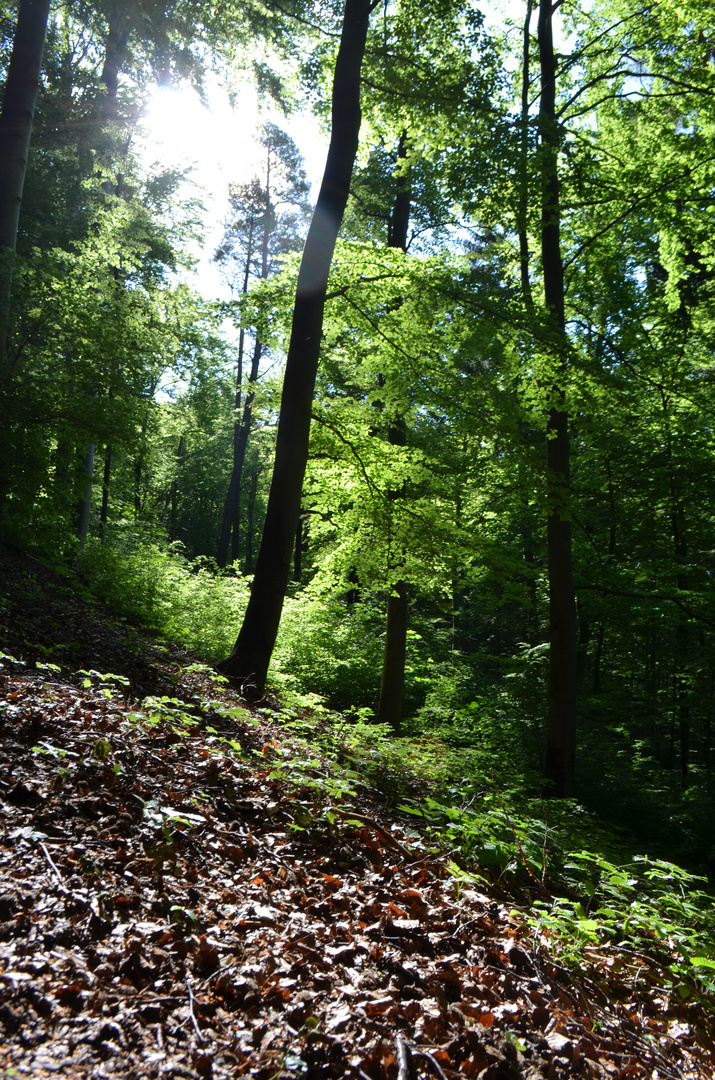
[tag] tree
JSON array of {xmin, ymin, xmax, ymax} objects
[
  {"xmin": 218, "ymin": 0, "xmax": 377, "ymax": 696},
  {"xmin": 0, "ymin": 0, "xmax": 50, "ymax": 366},
  {"xmin": 0, "ymin": 0, "xmax": 50, "ymax": 540},
  {"xmin": 214, "ymin": 123, "xmax": 309, "ymax": 569},
  {"xmin": 537, "ymin": 0, "xmax": 577, "ymax": 797},
  {"xmin": 375, "ymin": 131, "xmax": 410, "ymax": 731}
]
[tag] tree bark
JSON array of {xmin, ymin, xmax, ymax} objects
[
  {"xmin": 518, "ymin": 0, "xmax": 535, "ymax": 314},
  {"xmin": 217, "ymin": 219, "xmax": 253, "ymax": 568},
  {"xmin": 217, "ymin": 337, "xmax": 262, "ymax": 567},
  {"xmin": 245, "ymin": 464, "xmax": 258, "ymax": 573},
  {"xmin": 100, "ymin": 443, "xmax": 112, "ymax": 539},
  {"xmin": 538, "ymin": 0, "xmax": 577, "ymax": 797},
  {"xmin": 100, "ymin": 5, "xmax": 130, "ymax": 122},
  {"xmin": 293, "ymin": 516, "xmax": 303, "ymax": 582},
  {"xmin": 77, "ymin": 440, "xmax": 96, "ymax": 548},
  {"xmin": 375, "ymin": 131, "xmax": 411, "ymax": 732},
  {"xmin": 217, "ymin": 0, "xmax": 373, "ymax": 696},
  {"xmin": 0, "ymin": 0, "xmax": 50, "ymax": 377}
]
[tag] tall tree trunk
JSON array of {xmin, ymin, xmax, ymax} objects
[
  {"xmin": 217, "ymin": 221, "xmax": 252, "ymax": 568},
  {"xmin": 77, "ymin": 440, "xmax": 96, "ymax": 548},
  {"xmin": 217, "ymin": 336, "xmax": 262, "ymax": 567},
  {"xmin": 218, "ymin": 0, "xmax": 374, "ymax": 696},
  {"xmin": 100, "ymin": 5, "xmax": 130, "ymax": 123},
  {"xmin": 231, "ymin": 482, "xmax": 242, "ymax": 563},
  {"xmin": 100, "ymin": 443, "xmax": 112, "ymax": 539},
  {"xmin": 538, "ymin": 0, "xmax": 577, "ymax": 797},
  {"xmin": 375, "ymin": 130, "xmax": 410, "ymax": 732},
  {"xmin": 0, "ymin": 0, "xmax": 50, "ymax": 543},
  {"xmin": 518, "ymin": 0, "xmax": 535, "ymax": 314},
  {"xmin": 665, "ymin": 413, "xmax": 690, "ymax": 786},
  {"xmin": 0, "ymin": 0, "xmax": 49, "ymax": 376},
  {"xmin": 169, "ymin": 434, "xmax": 185, "ymax": 538},
  {"xmin": 293, "ymin": 516, "xmax": 303, "ymax": 582},
  {"xmin": 217, "ymin": 149, "xmax": 276, "ymax": 568},
  {"xmin": 245, "ymin": 465, "xmax": 258, "ymax": 574}
]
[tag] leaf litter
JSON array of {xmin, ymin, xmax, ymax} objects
[{"xmin": 0, "ymin": 553, "xmax": 712, "ymax": 1079}]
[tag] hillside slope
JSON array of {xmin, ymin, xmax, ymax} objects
[{"xmin": 0, "ymin": 552, "xmax": 711, "ymax": 1079}]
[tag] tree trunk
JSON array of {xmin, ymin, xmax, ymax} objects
[
  {"xmin": 218, "ymin": 0, "xmax": 373, "ymax": 696},
  {"xmin": 0, "ymin": 0, "xmax": 50, "ymax": 378},
  {"xmin": 374, "ymin": 132, "xmax": 411, "ymax": 732},
  {"xmin": 100, "ymin": 443, "xmax": 111, "ymax": 539},
  {"xmin": 231, "ymin": 481, "xmax": 242, "ymax": 563},
  {"xmin": 245, "ymin": 464, "xmax": 258, "ymax": 573},
  {"xmin": 217, "ymin": 337, "xmax": 262, "ymax": 567},
  {"xmin": 169, "ymin": 434, "xmax": 184, "ymax": 538},
  {"xmin": 100, "ymin": 5, "xmax": 130, "ymax": 122},
  {"xmin": 518, "ymin": 0, "xmax": 535, "ymax": 314},
  {"xmin": 665, "ymin": 416, "xmax": 690, "ymax": 786},
  {"xmin": 77, "ymin": 440, "xmax": 96, "ymax": 548},
  {"xmin": 293, "ymin": 516, "xmax": 303, "ymax": 582},
  {"xmin": 538, "ymin": 0, "xmax": 577, "ymax": 797},
  {"xmin": 376, "ymin": 579, "xmax": 408, "ymax": 728}
]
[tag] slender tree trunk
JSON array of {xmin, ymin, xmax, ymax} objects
[
  {"xmin": 293, "ymin": 516, "xmax": 303, "ymax": 582},
  {"xmin": 245, "ymin": 465, "xmax": 258, "ymax": 573},
  {"xmin": 231, "ymin": 483, "xmax": 241, "ymax": 563},
  {"xmin": 77, "ymin": 440, "xmax": 96, "ymax": 547},
  {"xmin": 538, "ymin": 0, "xmax": 577, "ymax": 797},
  {"xmin": 593, "ymin": 623, "xmax": 604, "ymax": 695},
  {"xmin": 217, "ymin": 337, "xmax": 262, "ymax": 567},
  {"xmin": 0, "ymin": 0, "xmax": 49, "ymax": 377},
  {"xmin": 376, "ymin": 574, "xmax": 408, "ymax": 728},
  {"xmin": 169, "ymin": 434, "xmax": 185, "ymax": 538},
  {"xmin": 375, "ymin": 133, "xmax": 411, "ymax": 731},
  {"xmin": 518, "ymin": 0, "xmax": 535, "ymax": 314},
  {"xmin": 134, "ymin": 420, "xmax": 147, "ymax": 518},
  {"xmin": 217, "ymin": 152, "xmax": 275, "ymax": 568},
  {"xmin": 218, "ymin": 0, "xmax": 373, "ymax": 696},
  {"xmin": 665, "ymin": 416, "xmax": 690, "ymax": 786},
  {"xmin": 217, "ymin": 219, "xmax": 253, "ymax": 568},
  {"xmin": 100, "ymin": 5, "xmax": 130, "ymax": 122},
  {"xmin": 100, "ymin": 443, "xmax": 111, "ymax": 539}
]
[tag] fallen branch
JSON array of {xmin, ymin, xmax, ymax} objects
[
  {"xmin": 39, "ymin": 842, "xmax": 69, "ymax": 894},
  {"xmin": 396, "ymin": 1035, "xmax": 412, "ymax": 1080},
  {"xmin": 329, "ymin": 805, "xmax": 412, "ymax": 858},
  {"xmin": 186, "ymin": 978, "xmax": 203, "ymax": 1043}
]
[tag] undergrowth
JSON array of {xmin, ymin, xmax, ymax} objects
[{"xmin": 59, "ymin": 536, "xmax": 715, "ymax": 1007}]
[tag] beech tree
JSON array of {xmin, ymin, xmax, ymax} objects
[
  {"xmin": 214, "ymin": 123, "xmax": 309, "ymax": 569},
  {"xmin": 218, "ymin": 0, "xmax": 377, "ymax": 696}
]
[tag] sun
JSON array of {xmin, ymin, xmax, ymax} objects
[{"xmin": 138, "ymin": 78, "xmax": 265, "ymax": 196}]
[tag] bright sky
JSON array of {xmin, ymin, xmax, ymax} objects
[
  {"xmin": 136, "ymin": 73, "xmax": 326, "ymax": 301},
  {"xmin": 134, "ymin": 0, "xmax": 546, "ymax": 302}
]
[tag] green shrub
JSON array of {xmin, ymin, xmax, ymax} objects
[{"xmin": 81, "ymin": 524, "xmax": 249, "ymax": 659}]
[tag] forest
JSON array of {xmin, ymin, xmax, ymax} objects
[{"xmin": 1, "ymin": 0, "xmax": 715, "ymax": 1076}]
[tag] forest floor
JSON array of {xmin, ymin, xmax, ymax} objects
[{"xmin": 0, "ymin": 550, "xmax": 712, "ymax": 1080}]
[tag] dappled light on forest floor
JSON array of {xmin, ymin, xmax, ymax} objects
[{"xmin": 0, "ymin": 555, "xmax": 712, "ymax": 1079}]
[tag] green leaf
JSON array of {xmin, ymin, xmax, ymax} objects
[{"xmin": 92, "ymin": 738, "xmax": 111, "ymax": 761}]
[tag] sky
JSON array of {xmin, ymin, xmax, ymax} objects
[
  {"xmin": 134, "ymin": 0, "xmax": 543, "ymax": 302},
  {"xmin": 135, "ymin": 73, "xmax": 326, "ymax": 302}
]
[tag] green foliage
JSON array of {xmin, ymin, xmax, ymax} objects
[{"xmin": 80, "ymin": 527, "xmax": 250, "ymax": 660}]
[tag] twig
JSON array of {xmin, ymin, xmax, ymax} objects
[
  {"xmin": 186, "ymin": 978, "xmax": 204, "ymax": 1043},
  {"xmin": 198, "ymin": 955, "xmax": 244, "ymax": 989},
  {"xmin": 329, "ymin": 806, "xmax": 412, "ymax": 858},
  {"xmin": 412, "ymin": 1047, "xmax": 448, "ymax": 1080},
  {"xmin": 39, "ymin": 842, "xmax": 69, "ymax": 893},
  {"xmin": 396, "ymin": 1035, "xmax": 412, "ymax": 1080}
]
